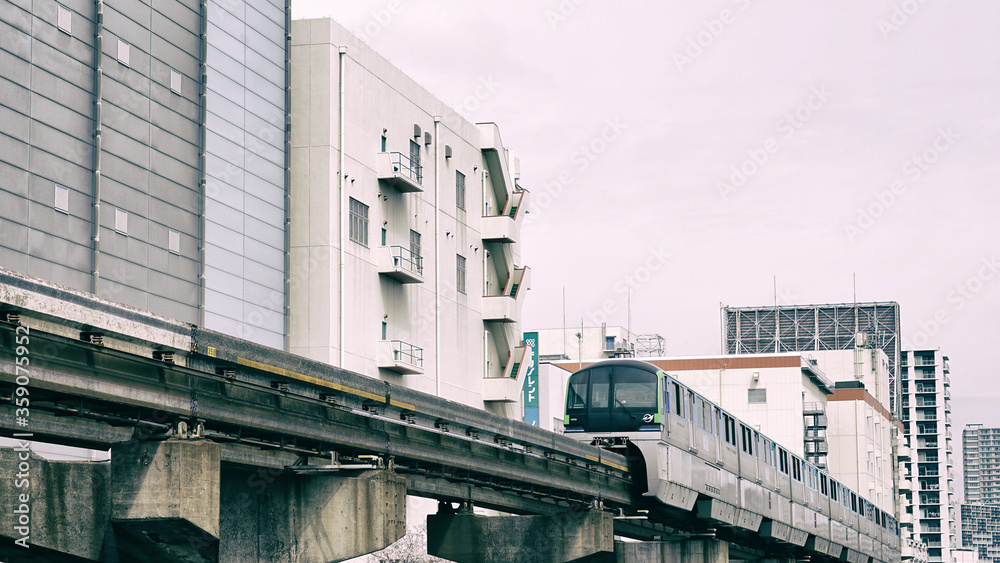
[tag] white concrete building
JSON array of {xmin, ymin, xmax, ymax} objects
[
  {"xmin": 535, "ymin": 325, "xmax": 643, "ymax": 362},
  {"xmin": 289, "ymin": 18, "xmax": 530, "ymax": 414},
  {"xmin": 899, "ymin": 349, "xmax": 957, "ymax": 563}
]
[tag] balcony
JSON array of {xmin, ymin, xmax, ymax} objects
[
  {"xmin": 377, "ymin": 246, "xmax": 423, "ymax": 283},
  {"xmin": 483, "ymin": 346, "xmax": 528, "ymax": 402},
  {"xmin": 377, "ymin": 340, "xmax": 423, "ymax": 375},
  {"xmin": 483, "ymin": 267, "xmax": 530, "ymax": 323},
  {"xmin": 376, "ymin": 152, "xmax": 423, "ymax": 193},
  {"xmin": 481, "ymin": 190, "xmax": 528, "ymax": 243},
  {"xmin": 899, "ymin": 477, "xmax": 912, "ymax": 491}
]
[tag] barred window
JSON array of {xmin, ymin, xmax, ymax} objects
[
  {"xmin": 456, "ymin": 170, "xmax": 466, "ymax": 210},
  {"xmin": 349, "ymin": 198, "xmax": 368, "ymax": 246},
  {"xmin": 456, "ymin": 254, "xmax": 466, "ymax": 294}
]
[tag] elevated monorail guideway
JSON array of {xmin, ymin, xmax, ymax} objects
[{"xmin": 0, "ymin": 272, "xmax": 903, "ymax": 559}]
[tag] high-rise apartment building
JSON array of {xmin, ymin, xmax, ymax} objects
[
  {"xmin": 288, "ymin": 18, "xmax": 530, "ymax": 411},
  {"xmin": 962, "ymin": 503, "xmax": 1000, "ymax": 562},
  {"xmin": 0, "ymin": 0, "xmax": 291, "ymax": 349},
  {"xmin": 899, "ymin": 349, "xmax": 957, "ymax": 563},
  {"xmin": 961, "ymin": 425, "xmax": 1000, "ymax": 562},
  {"xmin": 963, "ymin": 424, "xmax": 1000, "ymax": 505}
]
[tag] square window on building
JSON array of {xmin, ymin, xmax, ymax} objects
[
  {"xmin": 168, "ymin": 229, "xmax": 181, "ymax": 254},
  {"xmin": 117, "ymin": 38, "xmax": 130, "ymax": 66},
  {"xmin": 348, "ymin": 197, "xmax": 368, "ymax": 246},
  {"xmin": 748, "ymin": 388, "xmax": 767, "ymax": 403},
  {"xmin": 54, "ymin": 184, "xmax": 69, "ymax": 214},
  {"xmin": 115, "ymin": 208, "xmax": 128, "ymax": 234},
  {"xmin": 456, "ymin": 254, "xmax": 466, "ymax": 294},
  {"xmin": 456, "ymin": 170, "xmax": 465, "ymax": 211},
  {"xmin": 170, "ymin": 69, "xmax": 182, "ymax": 94},
  {"xmin": 56, "ymin": 5, "xmax": 72, "ymax": 34}
]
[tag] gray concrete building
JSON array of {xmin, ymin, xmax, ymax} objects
[
  {"xmin": 963, "ymin": 424, "xmax": 1000, "ymax": 505},
  {"xmin": 0, "ymin": 0, "xmax": 290, "ymax": 349}
]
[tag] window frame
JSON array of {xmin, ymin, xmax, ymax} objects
[
  {"xmin": 456, "ymin": 254, "xmax": 466, "ymax": 294},
  {"xmin": 348, "ymin": 197, "xmax": 369, "ymax": 246},
  {"xmin": 456, "ymin": 170, "xmax": 466, "ymax": 211}
]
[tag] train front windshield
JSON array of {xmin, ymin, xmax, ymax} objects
[{"xmin": 565, "ymin": 364, "xmax": 659, "ymax": 433}]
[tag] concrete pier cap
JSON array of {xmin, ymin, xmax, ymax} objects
[{"xmin": 427, "ymin": 508, "xmax": 614, "ymax": 563}]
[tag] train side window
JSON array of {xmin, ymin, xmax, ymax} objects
[
  {"xmin": 740, "ymin": 425, "xmax": 754, "ymax": 456},
  {"xmin": 728, "ymin": 417, "xmax": 737, "ymax": 446},
  {"xmin": 753, "ymin": 431, "xmax": 760, "ymax": 458},
  {"xmin": 697, "ymin": 399, "xmax": 713, "ymax": 432},
  {"xmin": 792, "ymin": 458, "xmax": 802, "ymax": 482},
  {"xmin": 820, "ymin": 474, "xmax": 828, "ymax": 496},
  {"xmin": 690, "ymin": 392, "xmax": 697, "ymax": 422},
  {"xmin": 671, "ymin": 382, "xmax": 684, "ymax": 418},
  {"xmin": 778, "ymin": 448, "xmax": 788, "ymax": 474},
  {"xmin": 830, "ymin": 480, "xmax": 837, "ymax": 501},
  {"xmin": 851, "ymin": 492, "xmax": 857, "ymax": 513}
]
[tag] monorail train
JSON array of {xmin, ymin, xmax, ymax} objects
[{"xmin": 562, "ymin": 359, "xmax": 901, "ymax": 563}]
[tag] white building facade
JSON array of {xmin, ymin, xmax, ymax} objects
[{"xmin": 289, "ymin": 18, "xmax": 530, "ymax": 413}]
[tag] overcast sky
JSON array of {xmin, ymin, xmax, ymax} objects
[{"xmin": 295, "ymin": 1, "xmax": 1000, "ymax": 500}]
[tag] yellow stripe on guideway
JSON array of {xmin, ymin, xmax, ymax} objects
[
  {"xmin": 236, "ymin": 357, "xmax": 416, "ymax": 411},
  {"xmin": 586, "ymin": 455, "xmax": 627, "ymax": 473}
]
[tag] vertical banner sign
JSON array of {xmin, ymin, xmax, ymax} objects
[{"xmin": 522, "ymin": 332, "xmax": 539, "ymax": 426}]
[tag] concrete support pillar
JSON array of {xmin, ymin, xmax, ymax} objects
[
  {"xmin": 427, "ymin": 509, "xmax": 613, "ymax": 563},
  {"xmin": 613, "ymin": 539, "xmax": 728, "ymax": 563},
  {"xmin": 219, "ymin": 466, "xmax": 406, "ymax": 562},
  {"xmin": 111, "ymin": 438, "xmax": 221, "ymax": 562},
  {"xmin": 0, "ymin": 447, "xmax": 110, "ymax": 561}
]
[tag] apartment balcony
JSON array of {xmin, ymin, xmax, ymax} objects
[
  {"xmin": 376, "ymin": 151, "xmax": 423, "ymax": 193},
  {"xmin": 483, "ymin": 345, "xmax": 529, "ymax": 403},
  {"xmin": 900, "ymin": 512, "xmax": 913, "ymax": 525},
  {"xmin": 377, "ymin": 340, "xmax": 423, "ymax": 375},
  {"xmin": 377, "ymin": 246, "xmax": 423, "ymax": 283},
  {"xmin": 482, "ymin": 267, "xmax": 530, "ymax": 323},
  {"xmin": 481, "ymin": 190, "xmax": 528, "ymax": 243},
  {"xmin": 803, "ymin": 402, "xmax": 825, "ymax": 416},
  {"xmin": 899, "ymin": 477, "xmax": 912, "ymax": 491},
  {"xmin": 897, "ymin": 443, "xmax": 911, "ymax": 460}
]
